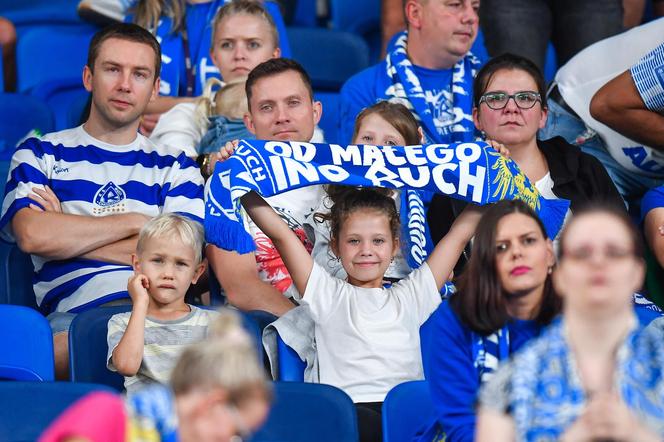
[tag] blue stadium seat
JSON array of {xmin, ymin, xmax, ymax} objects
[
  {"xmin": 276, "ymin": 332, "xmax": 305, "ymax": 381},
  {"xmin": 0, "ymin": 92, "xmax": 54, "ymax": 152},
  {"xmin": 31, "ymin": 78, "xmax": 90, "ymax": 130},
  {"xmin": 292, "ymin": 0, "xmax": 317, "ymax": 27},
  {"xmin": 328, "ymin": 0, "xmax": 379, "ymax": 36},
  {"xmin": 69, "ymin": 305, "xmax": 265, "ymax": 390},
  {"xmin": 0, "ymin": 44, "xmax": 4, "ymax": 93},
  {"xmin": 68, "ymin": 305, "xmax": 131, "ymax": 391},
  {"xmin": 0, "ymin": 381, "xmax": 114, "ymax": 442},
  {"xmin": 328, "ymin": 0, "xmax": 380, "ymax": 63},
  {"xmin": 315, "ymin": 91, "xmax": 341, "ymax": 143},
  {"xmin": 287, "ymin": 27, "xmax": 370, "ymax": 91},
  {"xmin": 252, "ymin": 382, "xmax": 359, "ymax": 442},
  {"xmin": 0, "ymin": 243, "xmax": 37, "ymax": 309},
  {"xmin": 16, "ymin": 25, "xmax": 96, "ymax": 93},
  {"xmin": 382, "ymin": 380, "xmax": 436, "ymax": 442},
  {"xmin": 0, "ymin": 305, "xmax": 54, "ymax": 381}
]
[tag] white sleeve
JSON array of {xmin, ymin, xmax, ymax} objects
[
  {"xmin": 393, "ymin": 263, "xmax": 442, "ymax": 324},
  {"xmin": 150, "ymin": 103, "xmax": 205, "ymax": 157}
]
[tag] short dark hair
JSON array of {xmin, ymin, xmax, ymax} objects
[
  {"xmin": 245, "ymin": 58, "xmax": 313, "ymax": 109},
  {"xmin": 472, "ymin": 53, "xmax": 547, "ymax": 109},
  {"xmin": 87, "ymin": 23, "xmax": 161, "ymax": 83},
  {"xmin": 450, "ymin": 200, "xmax": 561, "ymax": 335}
]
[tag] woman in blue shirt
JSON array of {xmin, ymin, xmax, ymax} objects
[
  {"xmin": 477, "ymin": 204, "xmax": 664, "ymax": 441},
  {"xmin": 416, "ymin": 199, "xmax": 557, "ymax": 442},
  {"xmin": 417, "ymin": 200, "xmax": 662, "ymax": 442}
]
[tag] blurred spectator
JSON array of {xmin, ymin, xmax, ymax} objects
[
  {"xmin": 40, "ymin": 309, "xmax": 271, "ymax": 442},
  {"xmin": 479, "ymin": 0, "xmax": 623, "ymax": 74},
  {"xmin": 476, "ymin": 205, "xmax": 664, "ymax": 441},
  {"xmin": 419, "ymin": 200, "xmax": 660, "ymax": 442}
]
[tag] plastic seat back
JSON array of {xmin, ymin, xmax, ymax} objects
[
  {"xmin": 0, "ymin": 381, "xmax": 114, "ymax": 442},
  {"xmin": 0, "ymin": 305, "xmax": 54, "ymax": 381},
  {"xmin": 0, "ymin": 92, "xmax": 53, "ymax": 152},
  {"xmin": 16, "ymin": 25, "xmax": 96, "ymax": 93},
  {"xmin": 252, "ymin": 382, "xmax": 359, "ymax": 442},
  {"xmin": 287, "ymin": 27, "xmax": 369, "ymax": 91},
  {"xmin": 0, "ymin": 243, "xmax": 37, "ymax": 309},
  {"xmin": 68, "ymin": 305, "xmax": 130, "ymax": 391},
  {"xmin": 276, "ymin": 332, "xmax": 305, "ymax": 381},
  {"xmin": 382, "ymin": 380, "xmax": 436, "ymax": 442}
]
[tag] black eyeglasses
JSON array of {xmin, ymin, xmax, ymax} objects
[{"xmin": 479, "ymin": 91, "xmax": 542, "ymax": 110}]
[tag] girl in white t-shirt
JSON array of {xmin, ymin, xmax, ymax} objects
[{"xmin": 237, "ymin": 106, "xmax": 482, "ymax": 442}]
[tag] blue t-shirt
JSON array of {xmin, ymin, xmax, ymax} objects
[
  {"xmin": 641, "ymin": 185, "xmax": 664, "ymax": 221},
  {"xmin": 410, "ymin": 65, "xmax": 455, "ymax": 140}
]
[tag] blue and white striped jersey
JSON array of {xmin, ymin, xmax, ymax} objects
[{"xmin": 0, "ymin": 126, "xmax": 205, "ymax": 313}]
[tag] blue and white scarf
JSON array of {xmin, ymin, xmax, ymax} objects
[
  {"xmin": 205, "ymin": 140, "xmax": 569, "ymax": 263},
  {"xmin": 384, "ymin": 31, "xmax": 481, "ymax": 144},
  {"xmin": 472, "ymin": 292, "xmax": 663, "ymax": 385}
]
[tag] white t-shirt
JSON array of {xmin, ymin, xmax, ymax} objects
[
  {"xmin": 150, "ymin": 103, "xmax": 204, "ymax": 157},
  {"xmin": 556, "ymin": 18, "xmax": 664, "ymax": 176},
  {"xmin": 300, "ymin": 261, "xmax": 441, "ymax": 403}
]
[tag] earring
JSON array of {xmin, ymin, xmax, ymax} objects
[
  {"xmin": 547, "ymin": 266, "xmax": 553, "ymax": 275},
  {"xmin": 390, "ymin": 257, "xmax": 394, "ymax": 263}
]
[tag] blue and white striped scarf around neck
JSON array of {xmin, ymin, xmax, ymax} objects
[{"xmin": 384, "ymin": 31, "xmax": 481, "ymax": 144}]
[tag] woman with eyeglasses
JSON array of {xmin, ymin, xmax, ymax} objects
[
  {"xmin": 476, "ymin": 204, "xmax": 664, "ymax": 441},
  {"xmin": 428, "ymin": 53, "xmax": 625, "ymax": 250}
]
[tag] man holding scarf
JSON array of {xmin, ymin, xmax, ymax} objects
[
  {"xmin": 339, "ymin": 0, "xmax": 481, "ymax": 145},
  {"xmin": 206, "ymin": 58, "xmax": 324, "ymax": 318}
]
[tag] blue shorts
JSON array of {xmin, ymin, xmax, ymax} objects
[{"xmin": 47, "ymin": 299, "xmax": 132, "ymax": 335}]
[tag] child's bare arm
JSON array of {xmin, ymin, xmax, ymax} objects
[
  {"xmin": 241, "ymin": 191, "xmax": 314, "ymax": 297},
  {"xmin": 426, "ymin": 204, "xmax": 483, "ymax": 290},
  {"xmin": 111, "ymin": 274, "xmax": 150, "ymax": 376}
]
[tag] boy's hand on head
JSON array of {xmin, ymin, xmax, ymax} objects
[
  {"xmin": 486, "ymin": 139, "xmax": 510, "ymax": 158},
  {"xmin": 127, "ymin": 273, "xmax": 150, "ymax": 309},
  {"xmin": 28, "ymin": 185, "xmax": 62, "ymax": 213}
]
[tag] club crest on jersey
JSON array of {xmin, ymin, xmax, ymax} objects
[{"xmin": 93, "ymin": 182, "xmax": 126, "ymax": 215}]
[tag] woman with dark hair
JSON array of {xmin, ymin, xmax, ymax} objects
[
  {"xmin": 416, "ymin": 201, "xmax": 662, "ymax": 442},
  {"xmin": 428, "ymin": 53, "xmax": 625, "ymax": 250},
  {"xmin": 416, "ymin": 200, "xmax": 556, "ymax": 442},
  {"xmin": 477, "ymin": 204, "xmax": 664, "ymax": 441}
]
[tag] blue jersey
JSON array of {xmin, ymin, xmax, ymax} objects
[{"xmin": 0, "ymin": 126, "xmax": 205, "ymax": 313}]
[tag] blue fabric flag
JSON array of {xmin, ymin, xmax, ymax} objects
[{"xmin": 205, "ymin": 139, "xmax": 570, "ymax": 261}]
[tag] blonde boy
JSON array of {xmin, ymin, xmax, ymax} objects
[{"xmin": 107, "ymin": 214, "xmax": 216, "ymax": 393}]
